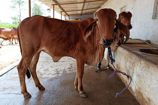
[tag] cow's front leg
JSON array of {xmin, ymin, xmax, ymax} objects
[
  {"xmin": 76, "ymin": 59, "xmax": 87, "ymax": 98},
  {"xmin": 74, "ymin": 75, "xmax": 78, "ymax": 90},
  {"xmin": 96, "ymin": 61, "xmax": 102, "ymax": 72},
  {"xmin": 96, "ymin": 45, "xmax": 105, "ymax": 72}
]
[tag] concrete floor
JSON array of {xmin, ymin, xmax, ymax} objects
[{"xmin": 0, "ymin": 52, "xmax": 140, "ymax": 105}]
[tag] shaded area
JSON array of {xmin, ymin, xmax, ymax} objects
[
  {"xmin": 123, "ymin": 39, "xmax": 158, "ymax": 65},
  {"xmin": 139, "ymin": 48, "xmax": 158, "ymax": 55},
  {"xmin": 0, "ymin": 53, "xmax": 139, "ymax": 105}
]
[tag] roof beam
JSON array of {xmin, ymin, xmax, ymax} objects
[
  {"xmin": 65, "ymin": 7, "xmax": 100, "ymax": 12},
  {"xmin": 52, "ymin": 0, "xmax": 105, "ymax": 5},
  {"xmin": 52, "ymin": 0, "xmax": 69, "ymax": 17},
  {"xmin": 69, "ymin": 12, "xmax": 94, "ymax": 16}
]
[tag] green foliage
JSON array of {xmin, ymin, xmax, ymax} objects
[
  {"xmin": 32, "ymin": 3, "xmax": 43, "ymax": 16},
  {"xmin": 11, "ymin": 0, "xmax": 25, "ymax": 22},
  {"xmin": 0, "ymin": 23, "xmax": 18, "ymax": 28},
  {"xmin": 11, "ymin": 16, "xmax": 19, "ymax": 25},
  {"xmin": 11, "ymin": 0, "xmax": 24, "ymax": 8}
]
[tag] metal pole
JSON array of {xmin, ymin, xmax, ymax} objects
[
  {"xmin": 29, "ymin": 0, "xmax": 31, "ymax": 17},
  {"xmin": 61, "ymin": 11, "xmax": 62, "ymax": 20},
  {"xmin": 52, "ymin": 4, "xmax": 55, "ymax": 18}
]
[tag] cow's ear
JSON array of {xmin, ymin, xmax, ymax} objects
[
  {"xmin": 84, "ymin": 19, "xmax": 97, "ymax": 41},
  {"xmin": 127, "ymin": 12, "xmax": 132, "ymax": 18}
]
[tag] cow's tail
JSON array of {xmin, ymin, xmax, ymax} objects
[
  {"xmin": 17, "ymin": 26, "xmax": 31, "ymax": 79},
  {"xmin": 26, "ymin": 69, "xmax": 31, "ymax": 78}
]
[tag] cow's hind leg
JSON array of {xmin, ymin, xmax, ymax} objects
[
  {"xmin": 29, "ymin": 51, "xmax": 45, "ymax": 91},
  {"xmin": 17, "ymin": 57, "xmax": 33, "ymax": 99},
  {"xmin": 76, "ymin": 59, "xmax": 87, "ymax": 98}
]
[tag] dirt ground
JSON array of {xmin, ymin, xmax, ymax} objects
[{"xmin": 0, "ymin": 44, "xmax": 21, "ymax": 71}]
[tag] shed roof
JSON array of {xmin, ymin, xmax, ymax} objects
[{"xmin": 39, "ymin": 0, "xmax": 107, "ymax": 18}]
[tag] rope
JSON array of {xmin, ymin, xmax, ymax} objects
[
  {"xmin": 108, "ymin": 47, "xmax": 115, "ymax": 63},
  {"xmin": 108, "ymin": 64, "xmax": 132, "ymax": 98},
  {"xmin": 108, "ymin": 47, "xmax": 132, "ymax": 97}
]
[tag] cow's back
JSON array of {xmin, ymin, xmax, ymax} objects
[{"xmin": 18, "ymin": 16, "xmax": 82, "ymax": 58}]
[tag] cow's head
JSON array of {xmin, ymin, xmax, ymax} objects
[
  {"xmin": 95, "ymin": 9, "xmax": 117, "ymax": 47},
  {"xmin": 117, "ymin": 11, "xmax": 132, "ymax": 43},
  {"xmin": 118, "ymin": 11, "xmax": 132, "ymax": 29},
  {"xmin": 84, "ymin": 9, "xmax": 132, "ymax": 50},
  {"xmin": 110, "ymin": 11, "xmax": 132, "ymax": 51},
  {"xmin": 110, "ymin": 22, "xmax": 130, "ymax": 51}
]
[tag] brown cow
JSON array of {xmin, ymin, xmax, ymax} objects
[
  {"xmin": 0, "ymin": 28, "xmax": 12, "ymax": 40},
  {"xmin": 109, "ymin": 11, "xmax": 132, "ymax": 52},
  {"xmin": 0, "ymin": 28, "xmax": 12, "ymax": 45},
  {"xmin": 0, "ymin": 28, "xmax": 18, "ymax": 45},
  {"xmin": 96, "ymin": 11, "xmax": 132, "ymax": 70},
  {"xmin": 17, "ymin": 8, "xmax": 129, "ymax": 99},
  {"xmin": 117, "ymin": 11, "xmax": 132, "ymax": 43},
  {"xmin": 10, "ymin": 28, "xmax": 18, "ymax": 44}
]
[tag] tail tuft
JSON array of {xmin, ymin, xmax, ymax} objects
[{"xmin": 26, "ymin": 69, "xmax": 31, "ymax": 78}]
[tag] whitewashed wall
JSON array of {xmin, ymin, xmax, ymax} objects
[{"xmin": 101, "ymin": 0, "xmax": 158, "ymax": 45}]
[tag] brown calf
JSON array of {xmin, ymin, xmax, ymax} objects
[{"xmin": 17, "ymin": 8, "xmax": 129, "ymax": 99}]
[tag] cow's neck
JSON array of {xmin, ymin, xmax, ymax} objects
[{"xmin": 84, "ymin": 24, "xmax": 104, "ymax": 65}]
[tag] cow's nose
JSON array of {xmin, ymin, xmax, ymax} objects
[{"xmin": 103, "ymin": 39, "xmax": 113, "ymax": 47}]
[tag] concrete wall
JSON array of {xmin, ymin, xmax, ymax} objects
[
  {"xmin": 101, "ymin": 0, "xmax": 158, "ymax": 45},
  {"xmin": 114, "ymin": 46, "xmax": 158, "ymax": 105}
]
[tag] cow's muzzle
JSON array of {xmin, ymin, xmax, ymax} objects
[{"xmin": 103, "ymin": 39, "xmax": 113, "ymax": 47}]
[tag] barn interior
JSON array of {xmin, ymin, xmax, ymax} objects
[{"xmin": 0, "ymin": 0, "xmax": 158, "ymax": 105}]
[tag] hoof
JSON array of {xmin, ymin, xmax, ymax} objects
[
  {"xmin": 79, "ymin": 91, "xmax": 88, "ymax": 98},
  {"xmin": 23, "ymin": 92, "xmax": 31, "ymax": 99},
  {"xmin": 95, "ymin": 65, "xmax": 101, "ymax": 72},
  {"xmin": 37, "ymin": 85, "xmax": 45, "ymax": 91},
  {"xmin": 96, "ymin": 62, "xmax": 101, "ymax": 70},
  {"xmin": 95, "ymin": 69, "xmax": 101, "ymax": 72}
]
